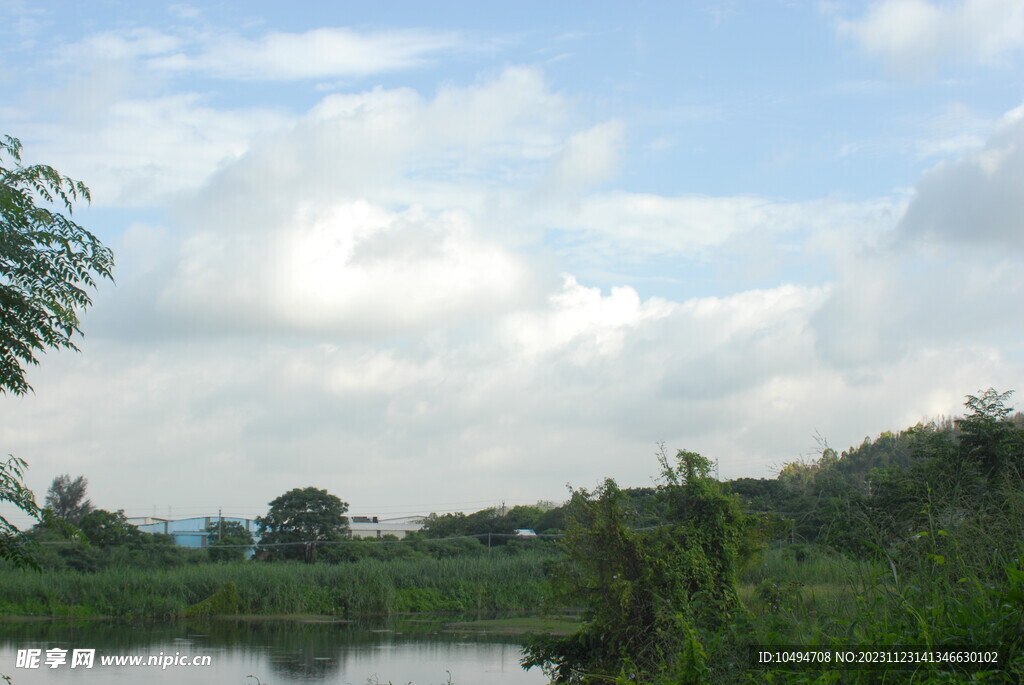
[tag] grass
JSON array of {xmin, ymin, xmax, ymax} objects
[
  {"xmin": 737, "ymin": 543, "xmax": 1023, "ymax": 683},
  {"xmin": 0, "ymin": 551, "xmax": 559, "ymax": 619}
]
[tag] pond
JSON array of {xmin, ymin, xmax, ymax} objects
[{"xmin": 0, "ymin": 616, "xmax": 549, "ymax": 684}]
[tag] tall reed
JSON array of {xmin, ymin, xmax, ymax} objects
[{"xmin": 0, "ymin": 550, "xmax": 558, "ymax": 618}]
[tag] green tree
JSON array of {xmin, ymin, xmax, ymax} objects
[
  {"xmin": 78, "ymin": 509, "xmax": 144, "ymax": 548},
  {"xmin": 44, "ymin": 473, "xmax": 94, "ymax": 525},
  {"xmin": 421, "ymin": 504, "xmax": 551, "ymax": 543},
  {"xmin": 957, "ymin": 387, "xmax": 1023, "ymax": 480},
  {"xmin": 0, "ymin": 455, "xmax": 50, "ymax": 568},
  {"xmin": 0, "ymin": 135, "xmax": 111, "ymax": 570},
  {"xmin": 524, "ymin": 448, "xmax": 746, "ymax": 683},
  {"xmin": 206, "ymin": 519, "xmax": 255, "ymax": 562},
  {"xmin": 1, "ymin": 135, "xmax": 113, "ymax": 395},
  {"xmin": 256, "ymin": 487, "xmax": 349, "ymax": 562}
]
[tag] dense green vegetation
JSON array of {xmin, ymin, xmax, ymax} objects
[
  {"xmin": 421, "ymin": 502, "xmax": 567, "ymax": 540},
  {"xmin": 256, "ymin": 486, "xmax": 350, "ymax": 562},
  {"xmin": 523, "ymin": 389, "xmax": 1024, "ymax": 683},
  {"xmin": 525, "ymin": 449, "xmax": 748, "ymax": 682},
  {"xmin": 0, "ymin": 550, "xmax": 557, "ymax": 618}
]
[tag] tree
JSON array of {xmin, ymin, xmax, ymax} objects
[
  {"xmin": 78, "ymin": 509, "xmax": 144, "ymax": 548},
  {"xmin": 0, "ymin": 455, "xmax": 50, "ymax": 568},
  {"xmin": 957, "ymin": 388, "xmax": 1022, "ymax": 480},
  {"xmin": 256, "ymin": 487, "xmax": 349, "ymax": 562},
  {"xmin": 207, "ymin": 520, "xmax": 255, "ymax": 562},
  {"xmin": 44, "ymin": 473, "xmax": 94, "ymax": 525},
  {"xmin": 524, "ymin": 448, "xmax": 746, "ymax": 683},
  {"xmin": 1, "ymin": 135, "xmax": 114, "ymax": 396},
  {"xmin": 0, "ymin": 136, "xmax": 111, "ymax": 571}
]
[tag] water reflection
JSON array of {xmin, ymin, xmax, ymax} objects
[{"xmin": 0, "ymin": 616, "xmax": 547, "ymax": 684}]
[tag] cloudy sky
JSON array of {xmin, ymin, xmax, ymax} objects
[{"xmin": 2, "ymin": 0, "xmax": 1023, "ymax": 525}]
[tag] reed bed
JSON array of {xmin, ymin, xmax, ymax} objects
[{"xmin": 0, "ymin": 551, "xmax": 558, "ymax": 618}]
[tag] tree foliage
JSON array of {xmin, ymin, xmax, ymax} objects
[
  {"xmin": 0, "ymin": 456, "xmax": 50, "ymax": 569},
  {"xmin": 256, "ymin": 487, "xmax": 350, "ymax": 562},
  {"xmin": 78, "ymin": 509, "xmax": 145, "ymax": 548},
  {"xmin": 957, "ymin": 387, "xmax": 1022, "ymax": 480},
  {"xmin": 0, "ymin": 137, "xmax": 111, "ymax": 572},
  {"xmin": 44, "ymin": 473, "xmax": 94, "ymax": 525},
  {"xmin": 421, "ymin": 502, "xmax": 564, "ymax": 542},
  {"xmin": 524, "ymin": 448, "xmax": 746, "ymax": 683},
  {"xmin": 206, "ymin": 520, "xmax": 255, "ymax": 562},
  {"xmin": 0, "ymin": 134, "xmax": 113, "ymax": 396}
]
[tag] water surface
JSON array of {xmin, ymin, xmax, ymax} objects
[{"xmin": 0, "ymin": 617, "xmax": 548, "ymax": 684}]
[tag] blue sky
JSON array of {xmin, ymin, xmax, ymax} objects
[{"xmin": 2, "ymin": 0, "xmax": 1023, "ymax": 523}]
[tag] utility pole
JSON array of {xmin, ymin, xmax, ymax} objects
[{"xmin": 218, "ymin": 507, "xmax": 223, "ymax": 542}]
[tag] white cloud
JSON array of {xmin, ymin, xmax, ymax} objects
[
  {"xmin": 813, "ymin": 102, "xmax": 1024, "ymax": 368},
  {"xmin": 30, "ymin": 94, "xmax": 291, "ymax": 207},
  {"xmin": 897, "ymin": 103, "xmax": 1024, "ymax": 250},
  {"xmin": 0, "ymin": 277, "xmax": 846, "ymax": 513},
  {"xmin": 542, "ymin": 191, "xmax": 903, "ymax": 265},
  {"xmin": 10, "ymin": 23, "xmax": 471, "ymax": 206},
  {"xmin": 8, "ymin": 9, "xmax": 1024, "ymax": 524},
  {"xmin": 913, "ymin": 101, "xmax": 991, "ymax": 158},
  {"xmin": 562, "ymin": 192, "xmax": 779, "ymax": 253},
  {"xmin": 548, "ymin": 120, "xmax": 625, "ymax": 192},
  {"xmin": 501, "ymin": 275, "xmax": 674, "ymax": 362},
  {"xmin": 73, "ymin": 28, "xmax": 183, "ymax": 61},
  {"xmin": 182, "ymin": 66, "xmax": 567, "ymax": 212},
  {"xmin": 130, "ymin": 67, "xmax": 591, "ymax": 336},
  {"xmin": 161, "ymin": 200, "xmax": 530, "ymax": 335},
  {"xmin": 152, "ymin": 27, "xmax": 459, "ymax": 80},
  {"xmin": 840, "ymin": 0, "xmax": 1024, "ymax": 75}
]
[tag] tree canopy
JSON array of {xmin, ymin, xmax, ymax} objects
[
  {"xmin": 256, "ymin": 487, "xmax": 350, "ymax": 562},
  {"xmin": 524, "ymin": 448, "xmax": 746, "ymax": 683},
  {"xmin": 206, "ymin": 520, "xmax": 255, "ymax": 562},
  {"xmin": 0, "ymin": 135, "xmax": 112, "ymax": 570},
  {"xmin": 44, "ymin": 473, "xmax": 94, "ymax": 525},
  {"xmin": 0, "ymin": 456, "xmax": 50, "ymax": 568},
  {"xmin": 1, "ymin": 134, "xmax": 113, "ymax": 396}
]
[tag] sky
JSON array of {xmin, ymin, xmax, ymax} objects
[{"xmin": 2, "ymin": 0, "xmax": 1023, "ymax": 525}]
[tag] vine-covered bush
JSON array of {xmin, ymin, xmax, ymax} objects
[{"xmin": 524, "ymin": 448, "xmax": 747, "ymax": 684}]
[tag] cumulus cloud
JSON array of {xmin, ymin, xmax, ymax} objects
[
  {"xmin": 839, "ymin": 0, "xmax": 1024, "ymax": 75},
  {"xmin": 176, "ymin": 66, "xmax": 567, "ymax": 216},
  {"xmin": 501, "ymin": 275, "xmax": 674, "ymax": 362},
  {"xmin": 813, "ymin": 102, "xmax": 1024, "ymax": 368},
  {"xmin": 0, "ymin": 275, "xmax": 847, "ymax": 512},
  {"xmin": 8, "ymin": 12, "xmax": 1024, "ymax": 521},
  {"xmin": 897, "ymin": 104, "xmax": 1024, "ymax": 251},
  {"xmin": 14, "ymin": 23, "xmax": 467, "ymax": 205},
  {"xmin": 161, "ymin": 200, "xmax": 530, "ymax": 335},
  {"xmin": 29, "ymin": 94, "xmax": 290, "ymax": 207},
  {"xmin": 90, "ymin": 67, "xmax": 622, "ymax": 339}
]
